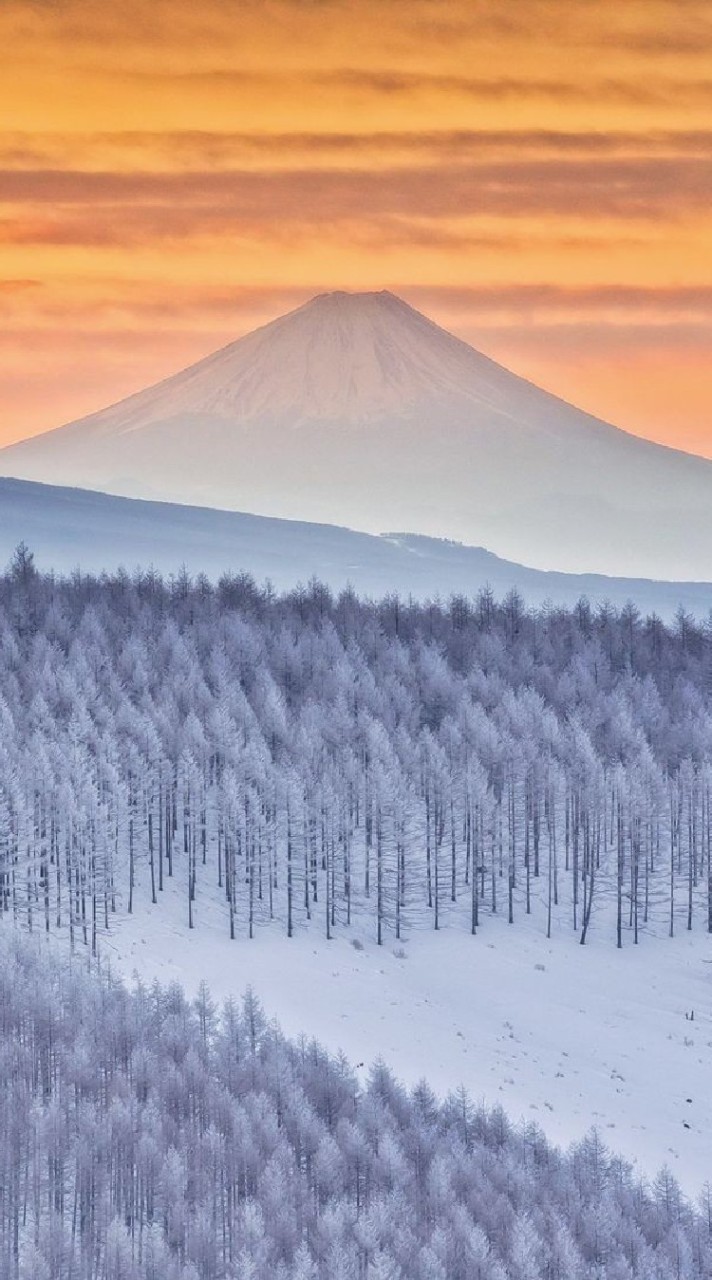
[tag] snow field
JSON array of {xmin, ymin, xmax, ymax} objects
[{"xmin": 103, "ymin": 871, "xmax": 712, "ymax": 1197}]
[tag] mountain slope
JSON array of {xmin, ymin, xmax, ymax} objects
[
  {"xmin": 1, "ymin": 476, "xmax": 711, "ymax": 619},
  {"xmin": 3, "ymin": 290, "xmax": 712, "ymax": 578}
]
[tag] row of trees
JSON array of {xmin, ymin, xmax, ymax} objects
[
  {"xmin": 0, "ymin": 932, "xmax": 709, "ymax": 1280},
  {"xmin": 1, "ymin": 553, "xmax": 712, "ymax": 949}
]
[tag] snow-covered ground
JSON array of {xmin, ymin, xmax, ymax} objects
[{"xmin": 100, "ymin": 874, "xmax": 712, "ymax": 1197}]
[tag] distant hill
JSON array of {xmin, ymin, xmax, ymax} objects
[{"xmin": 0, "ymin": 476, "xmax": 710, "ymax": 619}]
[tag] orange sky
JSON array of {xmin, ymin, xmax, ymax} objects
[{"xmin": 1, "ymin": 0, "xmax": 710, "ymax": 454}]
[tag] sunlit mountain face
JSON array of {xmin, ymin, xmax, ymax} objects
[{"xmin": 4, "ymin": 290, "xmax": 712, "ymax": 580}]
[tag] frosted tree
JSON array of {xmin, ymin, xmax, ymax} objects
[{"xmin": 1, "ymin": 557, "xmax": 712, "ymax": 958}]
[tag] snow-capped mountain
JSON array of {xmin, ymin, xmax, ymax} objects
[{"xmin": 3, "ymin": 289, "xmax": 712, "ymax": 579}]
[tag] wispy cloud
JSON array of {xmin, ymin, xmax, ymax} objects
[
  {"xmin": 5, "ymin": 279, "xmax": 710, "ymax": 335},
  {"xmin": 117, "ymin": 66, "xmax": 712, "ymax": 109},
  {"xmin": 4, "ymin": 128, "xmax": 712, "ymax": 172},
  {"xmin": 0, "ymin": 278, "xmax": 41, "ymax": 292},
  {"xmin": 1, "ymin": 154, "xmax": 709, "ymax": 251},
  {"xmin": 407, "ymin": 284, "xmax": 712, "ymax": 315}
]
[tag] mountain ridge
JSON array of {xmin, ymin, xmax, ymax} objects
[{"xmin": 1, "ymin": 474, "xmax": 711, "ymax": 621}]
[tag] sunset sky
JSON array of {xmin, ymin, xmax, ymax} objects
[{"xmin": 1, "ymin": 0, "xmax": 710, "ymax": 455}]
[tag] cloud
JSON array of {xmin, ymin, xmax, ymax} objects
[
  {"xmin": 4, "ymin": 128, "xmax": 712, "ymax": 173},
  {"xmin": 1, "ymin": 153, "xmax": 710, "ymax": 249},
  {"xmin": 123, "ymin": 66, "xmax": 712, "ymax": 109},
  {"xmin": 7, "ymin": 0, "xmax": 711, "ymax": 50},
  {"xmin": 0, "ymin": 282, "xmax": 318, "ymax": 329},
  {"xmin": 476, "ymin": 319, "xmax": 712, "ymax": 354},
  {"xmin": 405, "ymin": 284, "xmax": 712, "ymax": 315},
  {"xmin": 7, "ymin": 280, "xmax": 711, "ymax": 339},
  {"xmin": 0, "ymin": 278, "xmax": 42, "ymax": 292},
  {"xmin": 597, "ymin": 27, "xmax": 712, "ymax": 55}
]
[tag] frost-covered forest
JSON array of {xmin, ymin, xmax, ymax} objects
[
  {"xmin": 1, "ymin": 932, "xmax": 710, "ymax": 1280},
  {"xmin": 2, "ymin": 547, "xmax": 712, "ymax": 950}
]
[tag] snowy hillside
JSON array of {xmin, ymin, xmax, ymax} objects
[
  {"xmin": 2, "ymin": 564, "xmax": 712, "ymax": 1196},
  {"xmin": 5, "ymin": 934, "xmax": 710, "ymax": 1280},
  {"xmin": 109, "ymin": 877, "xmax": 712, "ymax": 1199},
  {"xmin": 5, "ymin": 291, "xmax": 712, "ymax": 579},
  {"xmin": 2, "ymin": 476, "xmax": 712, "ymax": 621}
]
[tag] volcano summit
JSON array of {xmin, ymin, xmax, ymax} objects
[{"xmin": 4, "ymin": 289, "xmax": 712, "ymax": 578}]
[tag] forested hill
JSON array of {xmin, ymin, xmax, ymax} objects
[
  {"xmin": 1, "ymin": 932, "xmax": 709, "ymax": 1280},
  {"xmin": 2, "ymin": 551, "xmax": 712, "ymax": 951},
  {"xmin": 2, "ymin": 476, "xmax": 712, "ymax": 620}
]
